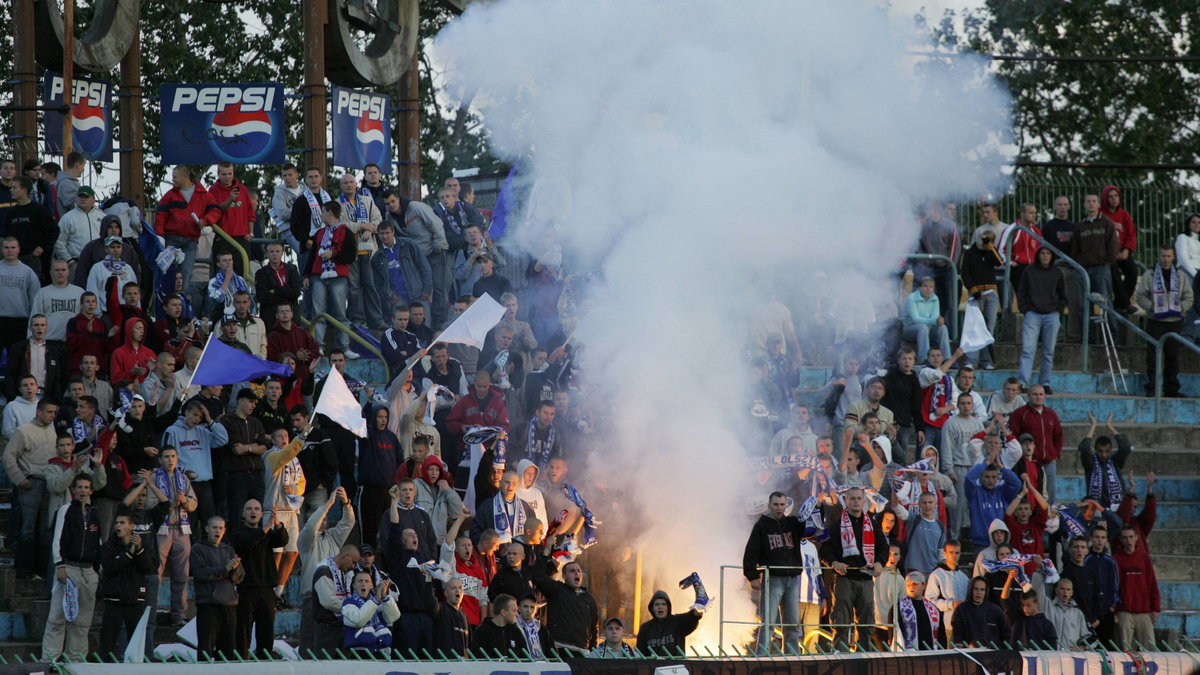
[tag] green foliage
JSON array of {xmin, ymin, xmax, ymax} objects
[{"xmin": 923, "ymin": 0, "xmax": 1200, "ymax": 171}]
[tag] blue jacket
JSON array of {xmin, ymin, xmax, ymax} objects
[
  {"xmin": 162, "ymin": 418, "xmax": 229, "ymax": 483},
  {"xmin": 964, "ymin": 463, "xmax": 1021, "ymax": 546},
  {"xmin": 370, "ymin": 238, "xmax": 432, "ymax": 302},
  {"xmin": 904, "ymin": 290, "xmax": 942, "ymax": 327}
]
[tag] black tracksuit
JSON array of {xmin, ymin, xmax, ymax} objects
[
  {"xmin": 531, "ymin": 560, "xmax": 598, "ymax": 650},
  {"xmin": 98, "ymin": 534, "xmax": 158, "ymax": 661},
  {"xmin": 951, "ymin": 599, "xmax": 1011, "ymax": 647},
  {"xmin": 230, "ymin": 522, "xmax": 289, "ymax": 658},
  {"xmin": 470, "ymin": 619, "xmax": 525, "ymax": 658},
  {"xmin": 488, "ymin": 563, "xmax": 532, "ymax": 603},
  {"xmin": 636, "ymin": 590, "xmax": 701, "ymax": 656}
]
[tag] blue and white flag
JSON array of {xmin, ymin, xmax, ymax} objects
[{"xmin": 190, "ymin": 335, "xmax": 293, "ymax": 386}]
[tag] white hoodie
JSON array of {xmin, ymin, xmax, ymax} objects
[{"xmin": 515, "ymin": 459, "xmax": 548, "ymax": 527}]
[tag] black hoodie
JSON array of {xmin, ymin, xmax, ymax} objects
[
  {"xmin": 1016, "ymin": 246, "xmax": 1067, "ymax": 315},
  {"xmin": 636, "ymin": 589, "xmax": 701, "ymax": 656},
  {"xmin": 531, "ymin": 559, "xmax": 599, "ymax": 649},
  {"xmin": 743, "ymin": 513, "xmax": 805, "ymax": 581}
]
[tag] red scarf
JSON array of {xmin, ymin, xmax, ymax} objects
[{"xmin": 840, "ymin": 509, "xmax": 874, "ymax": 565}]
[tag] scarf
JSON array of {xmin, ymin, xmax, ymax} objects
[
  {"xmin": 492, "ymin": 492, "xmax": 526, "ymax": 543},
  {"xmin": 559, "ymin": 481, "xmax": 599, "ymax": 548},
  {"xmin": 517, "ymin": 617, "xmax": 544, "ymax": 658},
  {"xmin": 154, "ymin": 467, "xmax": 190, "ymax": 530},
  {"xmin": 526, "ymin": 417, "xmax": 556, "ymax": 470},
  {"xmin": 1087, "ymin": 453, "xmax": 1123, "ymax": 508},
  {"xmin": 1055, "ymin": 504, "xmax": 1087, "ymax": 539},
  {"xmin": 325, "ymin": 557, "xmax": 350, "ymax": 597},
  {"xmin": 897, "ymin": 596, "xmax": 940, "ymax": 649},
  {"xmin": 70, "ymin": 414, "xmax": 105, "ymax": 447},
  {"xmin": 1152, "ymin": 265, "xmax": 1182, "ymax": 319},
  {"xmin": 341, "ymin": 188, "xmax": 370, "ymax": 228},
  {"xmin": 924, "ymin": 372, "xmax": 954, "ymax": 426},
  {"xmin": 839, "ymin": 508, "xmax": 874, "ymax": 565},
  {"xmin": 210, "ymin": 268, "xmax": 249, "ymax": 308},
  {"xmin": 102, "ymin": 255, "xmax": 128, "ymax": 274},
  {"xmin": 441, "ymin": 202, "xmax": 465, "ymax": 235},
  {"xmin": 303, "ymin": 186, "xmax": 330, "ymax": 236},
  {"xmin": 279, "ymin": 454, "xmax": 304, "ymax": 510},
  {"xmin": 317, "ymin": 225, "xmax": 339, "ymax": 278}
]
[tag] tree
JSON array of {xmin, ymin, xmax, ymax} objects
[{"xmin": 922, "ymin": 0, "xmax": 1200, "ymax": 168}]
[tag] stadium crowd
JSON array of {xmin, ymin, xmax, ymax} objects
[{"xmin": 0, "ymin": 155, "xmax": 1190, "ymax": 661}]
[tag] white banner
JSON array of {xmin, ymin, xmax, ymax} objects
[{"xmin": 67, "ymin": 662, "xmax": 571, "ymax": 675}]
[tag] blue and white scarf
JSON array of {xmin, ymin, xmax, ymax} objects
[
  {"xmin": 316, "ymin": 225, "xmax": 339, "ymax": 278},
  {"xmin": 897, "ymin": 596, "xmax": 939, "ymax": 650},
  {"xmin": 279, "ymin": 454, "xmax": 305, "ymax": 510},
  {"xmin": 526, "ymin": 417, "xmax": 556, "ymax": 470},
  {"xmin": 492, "ymin": 492, "xmax": 526, "ymax": 544},
  {"xmin": 302, "ymin": 186, "xmax": 330, "ymax": 236},
  {"xmin": 154, "ymin": 467, "xmax": 191, "ymax": 531},
  {"xmin": 1054, "ymin": 504, "xmax": 1087, "ymax": 539},
  {"xmin": 1086, "ymin": 452, "xmax": 1123, "ymax": 508},
  {"xmin": 102, "ymin": 255, "xmax": 128, "ymax": 274},
  {"xmin": 1152, "ymin": 266, "xmax": 1182, "ymax": 319},
  {"xmin": 559, "ymin": 481, "xmax": 599, "ymax": 548},
  {"xmin": 209, "ymin": 268, "xmax": 249, "ymax": 306},
  {"xmin": 71, "ymin": 414, "xmax": 105, "ymax": 448},
  {"xmin": 517, "ymin": 617, "xmax": 544, "ymax": 658}
]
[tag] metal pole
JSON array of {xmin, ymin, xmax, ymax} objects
[
  {"xmin": 11, "ymin": 0, "xmax": 38, "ymax": 168},
  {"xmin": 119, "ymin": 28, "xmax": 144, "ymax": 205},
  {"xmin": 1155, "ymin": 341, "xmax": 1164, "ymax": 423},
  {"xmin": 63, "ymin": 0, "xmax": 75, "ymax": 158},
  {"xmin": 632, "ymin": 547, "xmax": 644, "ymax": 631},
  {"xmin": 302, "ymin": 0, "xmax": 329, "ymax": 176},
  {"xmin": 718, "ymin": 565, "xmax": 726, "ymax": 653}
]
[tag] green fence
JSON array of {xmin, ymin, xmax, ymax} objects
[{"xmin": 951, "ymin": 170, "xmax": 1198, "ymax": 269}]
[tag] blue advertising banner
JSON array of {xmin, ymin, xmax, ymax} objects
[
  {"xmin": 331, "ymin": 86, "xmax": 391, "ymax": 173},
  {"xmin": 160, "ymin": 83, "xmax": 285, "ymax": 165},
  {"xmin": 43, "ymin": 72, "xmax": 114, "ymax": 162}
]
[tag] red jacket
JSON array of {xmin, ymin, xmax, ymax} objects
[
  {"xmin": 1101, "ymin": 185, "xmax": 1137, "ymax": 253},
  {"xmin": 267, "ymin": 323, "xmax": 321, "ymax": 383},
  {"xmin": 1117, "ymin": 493, "xmax": 1157, "ymax": 551},
  {"xmin": 154, "ymin": 181, "xmax": 218, "ymax": 240},
  {"xmin": 1008, "ymin": 403, "xmax": 1063, "ymax": 464},
  {"xmin": 109, "ymin": 317, "xmax": 155, "ymax": 385},
  {"xmin": 207, "ymin": 178, "xmax": 257, "ymax": 238},
  {"xmin": 1003, "ymin": 222, "xmax": 1043, "ymax": 266},
  {"xmin": 65, "ymin": 313, "xmax": 113, "ymax": 374},
  {"xmin": 1005, "ymin": 505, "xmax": 1048, "ymax": 557},
  {"xmin": 446, "ymin": 386, "xmax": 511, "ymax": 441},
  {"xmin": 1113, "ymin": 544, "xmax": 1160, "ymax": 614},
  {"xmin": 305, "ymin": 224, "xmax": 356, "ymax": 278}
]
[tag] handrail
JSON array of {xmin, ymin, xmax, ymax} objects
[
  {"xmin": 1155, "ymin": 332, "xmax": 1200, "ymax": 422},
  {"xmin": 905, "ymin": 253, "xmax": 960, "ymax": 339},
  {"xmin": 1001, "ymin": 223, "xmax": 1090, "ymax": 372},
  {"xmin": 208, "ymin": 222, "xmax": 252, "ymax": 280},
  {"xmin": 306, "ymin": 312, "xmax": 391, "ymax": 384}
]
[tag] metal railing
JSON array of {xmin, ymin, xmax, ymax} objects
[
  {"xmin": 1000, "ymin": 223, "xmax": 1091, "ymax": 372},
  {"xmin": 208, "ymin": 223, "xmax": 252, "ymax": 281},
  {"xmin": 305, "ymin": 311, "xmax": 390, "ymax": 384},
  {"xmin": 905, "ymin": 253, "xmax": 960, "ymax": 339}
]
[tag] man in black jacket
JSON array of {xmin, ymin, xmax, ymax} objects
[
  {"xmin": 951, "ymin": 575, "xmax": 1010, "ymax": 647},
  {"xmin": 254, "ymin": 241, "xmax": 303, "ymax": 330},
  {"xmin": 636, "ymin": 589, "xmax": 702, "ymax": 656},
  {"xmin": 470, "ymin": 593, "xmax": 524, "ymax": 657},
  {"xmin": 98, "ymin": 512, "xmax": 158, "ymax": 661},
  {"xmin": 531, "ymin": 558, "xmax": 598, "ymax": 652},
  {"xmin": 1016, "ymin": 247, "xmax": 1067, "ymax": 392},
  {"xmin": 743, "ymin": 491, "xmax": 805, "ymax": 654},
  {"xmin": 383, "ymin": 523, "xmax": 438, "ymax": 656},
  {"xmin": 881, "ymin": 347, "xmax": 921, "ymax": 464},
  {"xmin": 820, "ymin": 487, "xmax": 884, "ymax": 650},
  {"xmin": 488, "ymin": 541, "xmax": 533, "ymax": 603},
  {"xmin": 190, "ymin": 516, "xmax": 245, "ymax": 659},
  {"xmin": 433, "ymin": 577, "xmax": 471, "ymax": 656},
  {"xmin": 42, "ymin": 473, "xmax": 102, "ymax": 663},
  {"xmin": 5, "ymin": 314, "xmax": 68, "ymax": 400},
  {"xmin": 231, "ymin": 499, "xmax": 289, "ymax": 659}
]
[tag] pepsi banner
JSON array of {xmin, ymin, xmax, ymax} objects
[
  {"xmin": 331, "ymin": 86, "xmax": 391, "ymax": 173},
  {"xmin": 160, "ymin": 83, "xmax": 285, "ymax": 165},
  {"xmin": 43, "ymin": 72, "xmax": 114, "ymax": 162}
]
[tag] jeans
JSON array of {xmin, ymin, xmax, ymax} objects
[
  {"xmin": 428, "ymin": 251, "xmax": 451, "ymax": 329},
  {"xmin": 902, "ymin": 322, "xmax": 951, "ymax": 363},
  {"xmin": 397, "ymin": 613, "xmax": 435, "ymax": 656},
  {"xmin": 892, "ymin": 426, "xmax": 913, "ymax": 465},
  {"xmin": 165, "ymin": 234, "xmax": 202, "ymax": 309},
  {"xmin": 1043, "ymin": 459, "xmax": 1058, "ymax": 505},
  {"xmin": 15, "ymin": 477, "xmax": 47, "ymax": 575},
  {"xmin": 312, "ymin": 276, "xmax": 350, "ymax": 350},
  {"xmin": 1018, "ymin": 312, "xmax": 1060, "ymax": 387},
  {"xmin": 951, "ymin": 465, "xmax": 971, "ymax": 536},
  {"xmin": 966, "ymin": 291, "xmax": 998, "ymax": 367},
  {"xmin": 347, "ymin": 254, "xmax": 376, "ymax": 326},
  {"xmin": 756, "ymin": 574, "xmax": 800, "ymax": 653},
  {"xmin": 1082, "ymin": 265, "xmax": 1115, "ymax": 339},
  {"xmin": 1146, "ymin": 319, "xmax": 1183, "ymax": 395},
  {"xmin": 158, "ymin": 526, "xmax": 192, "ymax": 623}
]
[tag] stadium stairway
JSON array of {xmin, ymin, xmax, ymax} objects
[{"xmin": 797, "ymin": 338, "xmax": 1200, "ymax": 646}]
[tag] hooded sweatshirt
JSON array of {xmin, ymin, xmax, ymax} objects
[
  {"xmin": 636, "ymin": 590, "xmax": 701, "ymax": 656},
  {"xmin": 1045, "ymin": 596, "xmax": 1091, "ymax": 649},
  {"xmin": 161, "ymin": 415, "xmax": 230, "ymax": 482},
  {"xmin": 1113, "ymin": 544, "xmax": 1160, "ymax": 614},
  {"xmin": 109, "ymin": 317, "xmax": 155, "ymax": 384},
  {"xmin": 515, "ymin": 459, "xmax": 548, "ymax": 526},
  {"xmin": 1017, "ymin": 246, "xmax": 1067, "ymax": 315},
  {"xmin": 950, "ymin": 588, "xmax": 1010, "ymax": 647},
  {"xmin": 742, "ymin": 513, "xmax": 806, "ymax": 581},
  {"xmin": 972, "ymin": 519, "xmax": 1011, "ymax": 578},
  {"xmin": 1100, "ymin": 185, "xmax": 1137, "ymax": 253},
  {"xmin": 964, "ymin": 463, "xmax": 1021, "ymax": 547},
  {"xmin": 359, "ymin": 405, "xmax": 402, "ymax": 488}
]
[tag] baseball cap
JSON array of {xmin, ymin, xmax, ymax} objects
[
  {"xmin": 236, "ymin": 389, "xmax": 259, "ymax": 401},
  {"xmin": 604, "ymin": 617, "xmax": 623, "ymax": 628},
  {"xmin": 104, "ymin": 235, "xmax": 123, "ymax": 246},
  {"xmin": 221, "ymin": 314, "xmax": 238, "ymax": 326},
  {"xmin": 77, "ymin": 186, "xmax": 96, "ymax": 199},
  {"xmin": 360, "ymin": 545, "xmax": 375, "ymax": 556},
  {"xmin": 1018, "ymin": 433, "xmax": 1035, "ymax": 443},
  {"xmin": 905, "ymin": 571, "xmax": 927, "ymax": 583}
]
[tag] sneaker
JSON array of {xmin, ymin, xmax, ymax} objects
[
  {"xmin": 983, "ymin": 363, "xmax": 996, "ymax": 370},
  {"xmin": 1042, "ymin": 385, "xmax": 1054, "ymax": 395},
  {"xmin": 344, "ymin": 349, "xmax": 361, "ymax": 360}
]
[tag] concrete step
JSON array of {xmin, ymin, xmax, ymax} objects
[
  {"xmin": 1056, "ymin": 475, "xmax": 1200, "ymax": 501},
  {"xmin": 1156, "ymin": 610, "xmax": 1200, "ymax": 638},
  {"xmin": 0, "ymin": 641, "xmax": 41, "ymax": 662},
  {"xmin": 1059, "ymin": 424, "xmax": 1200, "ymax": 448},
  {"xmin": 1152, "ymin": 555, "xmax": 1200, "ymax": 583},
  {"xmin": 1148, "ymin": 529, "xmax": 1200, "ymax": 556},
  {"xmin": 0, "ymin": 612, "xmax": 28, "ymax": 640},
  {"xmin": 798, "ymin": 366, "xmax": 1200, "ymax": 397},
  {"xmin": 1056, "ymin": 448, "xmax": 1197, "ymax": 477},
  {"xmin": 988, "ymin": 342, "xmax": 1200, "ymax": 372},
  {"xmin": 154, "ymin": 572, "xmax": 306, "ymax": 607},
  {"xmin": 1160, "ymin": 582, "xmax": 1200, "ymax": 612}
]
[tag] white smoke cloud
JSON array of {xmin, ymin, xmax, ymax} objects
[{"xmin": 435, "ymin": 0, "xmax": 1011, "ymax": 651}]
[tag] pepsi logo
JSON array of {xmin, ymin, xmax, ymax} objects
[
  {"xmin": 70, "ymin": 100, "xmax": 109, "ymax": 158},
  {"xmin": 355, "ymin": 114, "xmax": 387, "ymax": 166},
  {"xmin": 209, "ymin": 103, "xmax": 277, "ymax": 163}
]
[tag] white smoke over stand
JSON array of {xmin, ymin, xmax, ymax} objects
[{"xmin": 435, "ymin": 0, "xmax": 1011, "ymax": 651}]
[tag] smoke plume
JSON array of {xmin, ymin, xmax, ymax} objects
[{"xmin": 434, "ymin": 0, "xmax": 1011, "ymax": 650}]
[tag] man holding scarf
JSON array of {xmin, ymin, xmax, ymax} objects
[
  {"xmin": 1078, "ymin": 412, "xmax": 1132, "ymax": 512},
  {"xmin": 473, "ymin": 469, "xmax": 532, "ymax": 544},
  {"xmin": 512, "ymin": 401, "xmax": 563, "ymax": 470},
  {"xmin": 1134, "ymin": 245, "xmax": 1193, "ymax": 397},
  {"xmin": 336, "ymin": 173, "xmax": 383, "ymax": 331},
  {"xmin": 895, "ymin": 571, "xmax": 946, "ymax": 650},
  {"xmin": 304, "ymin": 202, "xmax": 358, "ymax": 355},
  {"xmin": 820, "ymin": 486, "xmax": 883, "ymax": 650},
  {"xmin": 289, "ymin": 166, "xmax": 332, "ymax": 254},
  {"xmin": 144, "ymin": 446, "xmax": 199, "ymax": 626}
]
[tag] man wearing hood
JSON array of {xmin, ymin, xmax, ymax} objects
[
  {"xmin": 1100, "ymin": 185, "xmax": 1139, "ymax": 313},
  {"xmin": 950, "ymin": 576, "xmax": 1010, "ymax": 647},
  {"xmin": 971, "ymin": 518, "xmax": 1011, "ymax": 578},
  {"xmin": 109, "ymin": 317, "xmax": 155, "ymax": 385},
  {"xmin": 636, "ymin": 586, "xmax": 705, "ymax": 656},
  {"xmin": 358, "ymin": 405, "xmax": 403, "ymax": 548},
  {"xmin": 515, "ymin": 459, "xmax": 548, "ymax": 526},
  {"xmin": 162, "ymin": 399, "xmax": 230, "ymax": 530},
  {"xmin": 1017, "ymin": 246, "xmax": 1067, "ymax": 393}
]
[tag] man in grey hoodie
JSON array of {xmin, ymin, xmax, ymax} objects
[{"xmin": 190, "ymin": 516, "xmax": 244, "ymax": 659}]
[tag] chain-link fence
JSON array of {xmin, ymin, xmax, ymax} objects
[{"xmin": 950, "ymin": 171, "xmax": 1198, "ymax": 269}]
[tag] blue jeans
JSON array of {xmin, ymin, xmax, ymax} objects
[
  {"xmin": 427, "ymin": 251, "xmax": 451, "ymax": 329},
  {"xmin": 966, "ymin": 291, "xmax": 999, "ymax": 367},
  {"xmin": 1082, "ymin": 265, "xmax": 1115, "ymax": 340},
  {"xmin": 757, "ymin": 573, "xmax": 800, "ymax": 653},
  {"xmin": 312, "ymin": 276, "xmax": 350, "ymax": 350},
  {"xmin": 165, "ymin": 234, "xmax": 201, "ymax": 309},
  {"xmin": 1043, "ymin": 459, "xmax": 1058, "ymax": 505},
  {"xmin": 1019, "ymin": 312, "xmax": 1060, "ymax": 387},
  {"xmin": 397, "ymin": 612, "xmax": 434, "ymax": 656},
  {"xmin": 347, "ymin": 254, "xmax": 373, "ymax": 326},
  {"xmin": 903, "ymin": 322, "xmax": 951, "ymax": 363}
]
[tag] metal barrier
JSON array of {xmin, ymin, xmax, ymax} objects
[
  {"xmin": 208, "ymin": 223, "xmax": 252, "ymax": 281},
  {"xmin": 999, "ymin": 223, "xmax": 1091, "ymax": 372},
  {"xmin": 305, "ymin": 311, "xmax": 391, "ymax": 384},
  {"xmin": 905, "ymin": 253, "xmax": 960, "ymax": 339}
]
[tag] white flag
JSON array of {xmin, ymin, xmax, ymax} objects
[
  {"xmin": 123, "ymin": 606, "xmax": 151, "ymax": 663},
  {"xmin": 315, "ymin": 367, "xmax": 368, "ymax": 437},
  {"xmin": 435, "ymin": 294, "xmax": 506, "ymax": 348},
  {"xmin": 959, "ymin": 300, "xmax": 995, "ymax": 354}
]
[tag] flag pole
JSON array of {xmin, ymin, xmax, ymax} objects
[{"xmin": 189, "ymin": 334, "xmax": 217, "ymax": 386}]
